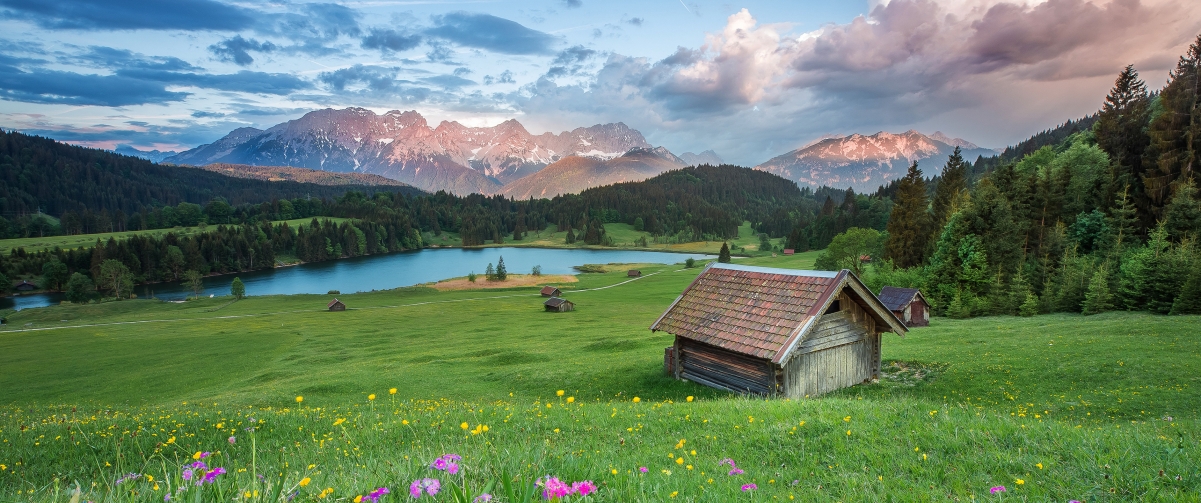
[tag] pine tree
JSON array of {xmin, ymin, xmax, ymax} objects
[
  {"xmin": 1105, "ymin": 184, "xmax": 1139, "ymax": 253},
  {"xmin": 1145, "ymin": 35, "xmax": 1201, "ymax": 221},
  {"xmin": 1081, "ymin": 266, "xmax": 1113, "ymax": 315},
  {"xmin": 931, "ymin": 146, "xmax": 968, "ymax": 229},
  {"xmin": 1169, "ymin": 260, "xmax": 1201, "ymax": 314},
  {"xmin": 718, "ymin": 242, "xmax": 731, "ymax": 263},
  {"xmin": 884, "ymin": 161, "xmax": 931, "ymax": 268},
  {"xmin": 1006, "ymin": 270, "xmax": 1033, "ymax": 316},
  {"xmin": 1095, "ymin": 64, "xmax": 1151, "ymax": 218},
  {"xmin": 1164, "ymin": 179, "xmax": 1201, "ymax": 241},
  {"xmin": 565, "ymin": 226, "xmax": 576, "ymax": 244},
  {"xmin": 1019, "ymin": 293, "xmax": 1040, "ymax": 317},
  {"xmin": 485, "ymin": 263, "xmax": 495, "ymax": 281},
  {"xmin": 947, "ymin": 291, "xmax": 971, "ymax": 319},
  {"xmin": 495, "ymin": 256, "xmax": 508, "ymax": 281}
]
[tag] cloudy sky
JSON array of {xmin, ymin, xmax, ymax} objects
[{"xmin": 1, "ymin": 0, "xmax": 1198, "ymax": 165}]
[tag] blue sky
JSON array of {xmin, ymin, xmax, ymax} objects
[{"xmin": 1, "ymin": 0, "xmax": 1198, "ymax": 165}]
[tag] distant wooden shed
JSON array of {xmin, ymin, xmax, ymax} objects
[
  {"xmin": 540, "ymin": 286, "xmax": 562, "ymax": 297},
  {"xmin": 627, "ymin": 270, "xmax": 642, "ymax": 277},
  {"xmin": 877, "ymin": 287, "xmax": 929, "ymax": 327},
  {"xmin": 15, "ymin": 280, "xmax": 36, "ymax": 291},
  {"xmin": 651, "ymin": 263, "xmax": 906, "ymax": 397},
  {"xmin": 327, "ymin": 298, "xmax": 346, "ymax": 311},
  {"xmin": 544, "ymin": 297, "xmax": 575, "ymax": 312},
  {"xmin": 782, "ymin": 249, "xmax": 795, "ymax": 255}
]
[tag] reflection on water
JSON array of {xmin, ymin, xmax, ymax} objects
[{"xmin": 1, "ymin": 247, "xmax": 710, "ymax": 311}]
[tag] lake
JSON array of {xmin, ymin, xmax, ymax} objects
[{"xmin": 1, "ymin": 247, "xmax": 711, "ymax": 311}]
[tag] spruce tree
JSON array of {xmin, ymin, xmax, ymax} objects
[
  {"xmin": 485, "ymin": 263, "xmax": 495, "ymax": 281},
  {"xmin": 884, "ymin": 161, "xmax": 931, "ymax": 268},
  {"xmin": 1169, "ymin": 261, "xmax": 1201, "ymax": 314},
  {"xmin": 1081, "ymin": 267, "xmax": 1113, "ymax": 315},
  {"xmin": 1095, "ymin": 64, "xmax": 1150, "ymax": 213},
  {"xmin": 1019, "ymin": 293, "xmax": 1040, "ymax": 317},
  {"xmin": 565, "ymin": 226, "xmax": 576, "ymax": 244},
  {"xmin": 1105, "ymin": 184, "xmax": 1139, "ymax": 253},
  {"xmin": 718, "ymin": 242, "xmax": 731, "ymax": 263},
  {"xmin": 947, "ymin": 291, "xmax": 970, "ymax": 319},
  {"xmin": 931, "ymin": 146, "xmax": 968, "ymax": 229},
  {"xmin": 1145, "ymin": 35, "xmax": 1201, "ymax": 221},
  {"xmin": 1164, "ymin": 180, "xmax": 1201, "ymax": 241},
  {"xmin": 495, "ymin": 256, "xmax": 508, "ymax": 281},
  {"xmin": 1006, "ymin": 270, "xmax": 1033, "ymax": 316}
]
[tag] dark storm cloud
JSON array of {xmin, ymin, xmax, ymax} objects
[
  {"xmin": 0, "ymin": 65, "xmax": 188, "ymax": 106},
  {"xmin": 425, "ymin": 12, "xmax": 557, "ymax": 55},
  {"xmin": 361, "ymin": 29, "xmax": 423, "ymax": 53},
  {"xmin": 208, "ymin": 36, "xmax": 278, "ymax": 66},
  {"xmin": 0, "ymin": 0, "xmax": 255, "ymax": 31}
]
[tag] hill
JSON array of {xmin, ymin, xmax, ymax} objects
[
  {"xmin": 198, "ymin": 163, "xmax": 411, "ymax": 187},
  {"xmin": 0, "ymin": 129, "xmax": 422, "ymax": 220},
  {"xmin": 499, "ymin": 147, "xmax": 685, "ymax": 199}
]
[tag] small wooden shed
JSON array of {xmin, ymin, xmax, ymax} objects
[
  {"xmin": 627, "ymin": 270, "xmax": 642, "ymax": 277},
  {"xmin": 651, "ymin": 263, "xmax": 906, "ymax": 397},
  {"xmin": 15, "ymin": 280, "xmax": 36, "ymax": 291},
  {"xmin": 327, "ymin": 298, "xmax": 346, "ymax": 311},
  {"xmin": 540, "ymin": 286, "xmax": 562, "ymax": 297},
  {"xmin": 544, "ymin": 297, "xmax": 575, "ymax": 312},
  {"xmin": 877, "ymin": 287, "xmax": 929, "ymax": 327},
  {"xmin": 782, "ymin": 249, "xmax": 795, "ymax": 255}
]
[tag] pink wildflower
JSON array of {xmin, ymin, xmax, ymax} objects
[
  {"xmin": 990, "ymin": 486, "xmax": 1006, "ymax": 494},
  {"xmin": 228, "ymin": 436, "xmax": 236, "ymax": 444},
  {"xmin": 540, "ymin": 477, "xmax": 573, "ymax": 499},
  {"xmin": 729, "ymin": 468, "xmax": 745, "ymax": 476},
  {"xmin": 181, "ymin": 469, "xmax": 193, "ymax": 481},
  {"xmin": 201, "ymin": 467, "xmax": 226, "ymax": 485},
  {"xmin": 572, "ymin": 481, "xmax": 597, "ymax": 496},
  {"xmin": 431, "ymin": 455, "xmax": 460, "ymax": 474},
  {"xmin": 719, "ymin": 458, "xmax": 736, "ymax": 467},
  {"xmin": 410, "ymin": 478, "xmax": 440, "ymax": 498},
  {"xmin": 363, "ymin": 487, "xmax": 390, "ymax": 502},
  {"xmin": 639, "ymin": 467, "xmax": 648, "ymax": 473},
  {"xmin": 473, "ymin": 494, "xmax": 493, "ymax": 503},
  {"xmin": 741, "ymin": 483, "xmax": 757, "ymax": 492},
  {"xmin": 190, "ymin": 461, "xmax": 208, "ymax": 470},
  {"xmin": 199, "ymin": 452, "xmax": 211, "ymax": 459}
]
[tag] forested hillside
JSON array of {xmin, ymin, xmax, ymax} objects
[
  {"xmin": 828, "ymin": 35, "xmax": 1201, "ymax": 317},
  {"xmin": 0, "ymin": 130, "xmax": 417, "ymax": 237}
]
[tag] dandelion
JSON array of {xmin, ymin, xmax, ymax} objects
[
  {"xmin": 741, "ymin": 483, "xmax": 757, "ymax": 492},
  {"xmin": 676, "ymin": 458, "xmax": 684, "ymax": 465},
  {"xmin": 1015, "ymin": 479, "xmax": 1024, "ymax": 485},
  {"xmin": 300, "ymin": 477, "xmax": 312, "ymax": 487},
  {"xmin": 843, "ymin": 416, "xmax": 851, "ymax": 422},
  {"xmin": 670, "ymin": 491, "xmax": 679, "ymax": 498},
  {"xmin": 461, "ymin": 422, "xmax": 469, "ymax": 430},
  {"xmin": 686, "ymin": 396, "xmax": 694, "ymax": 402},
  {"xmin": 296, "ymin": 396, "xmax": 303, "ymax": 404},
  {"xmin": 390, "ymin": 388, "xmax": 397, "ymax": 395},
  {"xmin": 1036, "ymin": 463, "xmax": 1043, "ymax": 470},
  {"xmin": 611, "ymin": 469, "xmax": 618, "ymax": 475},
  {"xmin": 368, "ymin": 394, "xmax": 376, "ymax": 401},
  {"xmin": 990, "ymin": 486, "xmax": 1006, "ymax": 494},
  {"xmin": 334, "ymin": 418, "xmax": 347, "ymax": 426},
  {"xmin": 633, "ymin": 397, "xmax": 641, "ymax": 403},
  {"xmin": 846, "ymin": 430, "xmax": 852, "ymax": 436},
  {"xmin": 567, "ymin": 397, "xmax": 575, "ymax": 403},
  {"xmin": 557, "ymin": 390, "xmax": 565, "ymax": 396}
]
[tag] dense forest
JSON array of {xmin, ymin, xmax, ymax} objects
[
  {"xmin": 817, "ymin": 34, "xmax": 1201, "ymax": 317},
  {"xmin": 0, "ymin": 130, "xmax": 419, "ymax": 237}
]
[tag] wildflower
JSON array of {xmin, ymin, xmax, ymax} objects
[
  {"xmin": 228, "ymin": 436, "xmax": 236, "ymax": 444},
  {"xmin": 741, "ymin": 483, "xmax": 757, "ymax": 492},
  {"xmin": 296, "ymin": 396, "xmax": 304, "ymax": 403},
  {"xmin": 300, "ymin": 477, "xmax": 312, "ymax": 487},
  {"xmin": 990, "ymin": 486, "xmax": 1006, "ymax": 494},
  {"xmin": 843, "ymin": 416, "xmax": 851, "ymax": 422},
  {"xmin": 632, "ymin": 397, "xmax": 641, "ymax": 403},
  {"xmin": 181, "ymin": 469, "xmax": 193, "ymax": 481},
  {"xmin": 1015, "ymin": 479, "xmax": 1024, "ymax": 485},
  {"xmin": 686, "ymin": 396, "xmax": 694, "ymax": 402},
  {"xmin": 215, "ymin": 423, "xmax": 223, "ymax": 429},
  {"xmin": 461, "ymin": 422, "xmax": 469, "ymax": 430},
  {"xmin": 390, "ymin": 388, "xmax": 397, "ymax": 395},
  {"xmin": 334, "ymin": 418, "xmax": 346, "ymax": 426},
  {"xmin": 1036, "ymin": 463, "xmax": 1043, "ymax": 470},
  {"xmin": 670, "ymin": 491, "xmax": 678, "ymax": 498},
  {"xmin": 557, "ymin": 390, "xmax": 565, "ymax": 396},
  {"xmin": 846, "ymin": 430, "xmax": 852, "ymax": 436},
  {"xmin": 201, "ymin": 467, "xmax": 226, "ymax": 485},
  {"xmin": 729, "ymin": 468, "xmax": 744, "ymax": 476},
  {"xmin": 567, "ymin": 397, "xmax": 575, "ymax": 403},
  {"xmin": 676, "ymin": 458, "xmax": 684, "ymax": 465},
  {"xmin": 540, "ymin": 477, "xmax": 572, "ymax": 499},
  {"xmin": 115, "ymin": 473, "xmax": 142, "ymax": 485},
  {"xmin": 611, "ymin": 469, "xmax": 618, "ymax": 475},
  {"xmin": 368, "ymin": 394, "xmax": 376, "ymax": 401},
  {"xmin": 192, "ymin": 451, "xmax": 210, "ymax": 460},
  {"xmin": 431, "ymin": 454, "xmax": 460, "ymax": 474},
  {"xmin": 639, "ymin": 467, "xmax": 648, "ymax": 473},
  {"xmin": 474, "ymin": 495, "xmax": 493, "ymax": 503},
  {"xmin": 572, "ymin": 481, "xmax": 597, "ymax": 496},
  {"xmin": 190, "ymin": 461, "xmax": 208, "ymax": 470},
  {"xmin": 410, "ymin": 478, "xmax": 441, "ymax": 498},
  {"xmin": 363, "ymin": 487, "xmax": 390, "ymax": 503}
]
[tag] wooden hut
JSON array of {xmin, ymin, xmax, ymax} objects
[
  {"xmin": 782, "ymin": 249, "xmax": 795, "ymax": 255},
  {"xmin": 15, "ymin": 280, "xmax": 36, "ymax": 291},
  {"xmin": 877, "ymin": 287, "xmax": 929, "ymax": 327},
  {"xmin": 651, "ymin": 263, "xmax": 906, "ymax": 397},
  {"xmin": 544, "ymin": 297, "xmax": 575, "ymax": 312},
  {"xmin": 327, "ymin": 298, "xmax": 346, "ymax": 311},
  {"xmin": 540, "ymin": 286, "xmax": 563, "ymax": 297},
  {"xmin": 627, "ymin": 270, "xmax": 642, "ymax": 277}
]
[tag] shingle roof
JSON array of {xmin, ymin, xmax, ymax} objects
[
  {"xmin": 650, "ymin": 264, "xmax": 843, "ymax": 360},
  {"xmin": 327, "ymin": 298, "xmax": 343, "ymax": 308},
  {"xmin": 877, "ymin": 287, "xmax": 920, "ymax": 311},
  {"xmin": 540, "ymin": 286, "xmax": 561, "ymax": 295},
  {"xmin": 545, "ymin": 297, "xmax": 573, "ymax": 307}
]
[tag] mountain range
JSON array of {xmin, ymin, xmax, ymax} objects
[{"xmin": 161, "ymin": 107, "xmax": 991, "ymax": 196}]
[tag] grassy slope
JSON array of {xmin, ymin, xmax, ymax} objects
[
  {"xmin": 0, "ymin": 218, "xmax": 351, "ymax": 254},
  {"xmin": 484, "ymin": 222, "xmax": 783, "ymax": 256},
  {"xmin": 0, "ymin": 254, "xmax": 1197, "ymax": 501}
]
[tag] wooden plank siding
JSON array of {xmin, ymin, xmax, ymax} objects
[
  {"xmin": 678, "ymin": 339, "xmax": 776, "ymax": 395},
  {"xmin": 781, "ymin": 292, "xmax": 879, "ymax": 398}
]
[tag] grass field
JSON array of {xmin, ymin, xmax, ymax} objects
[
  {"xmin": 476, "ymin": 222, "xmax": 785, "ymax": 257},
  {"xmin": 0, "ymin": 218, "xmax": 351, "ymax": 254},
  {"xmin": 0, "ymin": 256, "xmax": 1197, "ymax": 501}
]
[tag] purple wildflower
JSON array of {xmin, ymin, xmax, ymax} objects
[
  {"xmin": 540, "ymin": 477, "xmax": 572, "ymax": 499},
  {"xmin": 228, "ymin": 436, "xmax": 236, "ymax": 444},
  {"xmin": 363, "ymin": 487, "xmax": 390, "ymax": 503},
  {"xmin": 199, "ymin": 452, "xmax": 211, "ymax": 459},
  {"xmin": 190, "ymin": 461, "xmax": 208, "ymax": 470},
  {"xmin": 719, "ymin": 458, "xmax": 736, "ymax": 467},
  {"xmin": 473, "ymin": 494, "xmax": 493, "ymax": 503},
  {"xmin": 728, "ymin": 468, "xmax": 745, "ymax": 476},
  {"xmin": 990, "ymin": 486, "xmax": 1006, "ymax": 494},
  {"xmin": 741, "ymin": 483, "xmax": 757, "ymax": 492},
  {"xmin": 572, "ymin": 481, "xmax": 597, "ymax": 496},
  {"xmin": 115, "ymin": 473, "xmax": 142, "ymax": 485},
  {"xmin": 410, "ymin": 478, "xmax": 440, "ymax": 499},
  {"xmin": 181, "ymin": 469, "xmax": 193, "ymax": 481},
  {"xmin": 639, "ymin": 466, "xmax": 648, "ymax": 473},
  {"xmin": 201, "ymin": 467, "xmax": 226, "ymax": 485}
]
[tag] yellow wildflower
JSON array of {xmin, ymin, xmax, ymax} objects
[
  {"xmin": 367, "ymin": 394, "xmax": 375, "ymax": 401},
  {"xmin": 1016, "ymin": 479, "xmax": 1025, "ymax": 485},
  {"xmin": 686, "ymin": 396, "xmax": 694, "ymax": 402},
  {"xmin": 1036, "ymin": 463, "xmax": 1043, "ymax": 470},
  {"xmin": 611, "ymin": 469, "xmax": 618, "ymax": 475},
  {"xmin": 633, "ymin": 397, "xmax": 641, "ymax": 403},
  {"xmin": 389, "ymin": 388, "xmax": 397, "ymax": 395},
  {"xmin": 300, "ymin": 477, "xmax": 311, "ymax": 487},
  {"xmin": 556, "ymin": 390, "xmax": 565, "ymax": 396},
  {"xmin": 567, "ymin": 396, "xmax": 575, "ymax": 403},
  {"xmin": 333, "ymin": 418, "xmax": 346, "ymax": 426},
  {"xmin": 461, "ymin": 422, "xmax": 469, "ymax": 430},
  {"xmin": 296, "ymin": 396, "xmax": 303, "ymax": 404}
]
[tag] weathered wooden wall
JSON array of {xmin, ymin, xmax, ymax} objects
[
  {"xmin": 677, "ymin": 338, "xmax": 775, "ymax": 395},
  {"xmin": 781, "ymin": 291, "xmax": 880, "ymax": 398}
]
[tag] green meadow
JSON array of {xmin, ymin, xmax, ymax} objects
[
  {"xmin": 0, "ymin": 218, "xmax": 352, "ymax": 255},
  {"xmin": 0, "ymin": 252, "xmax": 1197, "ymax": 501}
]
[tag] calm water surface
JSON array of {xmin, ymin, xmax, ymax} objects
[{"xmin": 1, "ymin": 247, "xmax": 710, "ymax": 311}]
